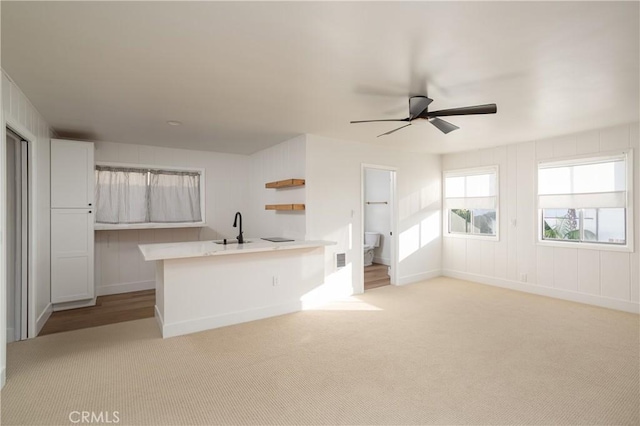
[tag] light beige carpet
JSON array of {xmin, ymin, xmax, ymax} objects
[{"xmin": 1, "ymin": 277, "xmax": 639, "ymax": 425}]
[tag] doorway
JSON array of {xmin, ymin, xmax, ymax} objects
[
  {"xmin": 362, "ymin": 165, "xmax": 396, "ymax": 291},
  {"xmin": 5, "ymin": 128, "xmax": 29, "ymax": 342}
]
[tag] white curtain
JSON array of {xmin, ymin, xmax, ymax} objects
[
  {"xmin": 95, "ymin": 167, "xmax": 149, "ymax": 223},
  {"xmin": 149, "ymin": 171, "xmax": 202, "ymax": 222}
]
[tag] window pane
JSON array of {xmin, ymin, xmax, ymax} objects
[
  {"xmin": 542, "ymin": 208, "xmax": 579, "ymax": 240},
  {"xmin": 466, "ymin": 173, "xmax": 495, "ymax": 197},
  {"xmin": 471, "ymin": 209, "xmax": 496, "ymax": 235},
  {"xmin": 445, "ymin": 176, "xmax": 465, "ymax": 198},
  {"xmin": 573, "ymin": 160, "xmax": 625, "ymax": 193},
  {"xmin": 542, "ymin": 208, "xmax": 625, "ymax": 245},
  {"xmin": 539, "ymin": 159, "xmax": 626, "ymax": 195},
  {"xmin": 582, "ymin": 209, "xmax": 597, "ymax": 241},
  {"xmin": 449, "ymin": 209, "xmax": 470, "ymax": 233},
  {"xmin": 597, "ymin": 208, "xmax": 626, "ymax": 244},
  {"xmin": 538, "ymin": 167, "xmax": 571, "ymax": 195}
]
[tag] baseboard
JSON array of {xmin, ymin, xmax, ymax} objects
[
  {"xmin": 396, "ymin": 269, "xmax": 442, "ymax": 286},
  {"xmin": 160, "ymin": 301, "xmax": 302, "ymax": 338},
  {"xmin": 97, "ymin": 280, "xmax": 155, "ymax": 296},
  {"xmin": 6, "ymin": 327, "xmax": 16, "ymax": 343},
  {"xmin": 35, "ymin": 303, "xmax": 52, "ymax": 335},
  {"xmin": 53, "ymin": 297, "xmax": 96, "ymax": 312},
  {"xmin": 373, "ymin": 256, "xmax": 390, "ymax": 266},
  {"xmin": 0, "ymin": 367, "xmax": 5, "ymax": 389},
  {"xmin": 443, "ymin": 270, "xmax": 640, "ymax": 314}
]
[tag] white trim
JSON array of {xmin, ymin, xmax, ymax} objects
[
  {"xmin": 97, "ymin": 280, "xmax": 155, "ymax": 296},
  {"xmin": 0, "ymin": 368, "xmax": 5, "ymax": 388},
  {"xmin": 537, "ymin": 151, "xmax": 627, "ymax": 168},
  {"xmin": 96, "ymin": 161, "xmax": 204, "ymax": 174},
  {"xmin": 35, "ymin": 303, "xmax": 52, "ymax": 335},
  {"xmin": 443, "ymin": 165, "xmax": 499, "ymax": 178},
  {"xmin": 361, "ymin": 164, "xmax": 399, "ymax": 291},
  {"xmin": 397, "ymin": 269, "xmax": 442, "ymax": 286},
  {"xmin": 443, "ymin": 165, "xmax": 500, "ymax": 241},
  {"xmin": 535, "ymin": 149, "xmax": 634, "ymax": 252},
  {"xmin": 536, "ymin": 239, "xmax": 632, "ymax": 252},
  {"xmin": 95, "ymin": 161, "xmax": 206, "ymax": 229},
  {"xmin": 444, "ymin": 232, "xmax": 499, "ymax": 242},
  {"xmin": 95, "ymin": 222, "xmax": 206, "ymax": 231},
  {"xmin": 53, "ymin": 297, "xmax": 96, "ymax": 312},
  {"xmin": 159, "ymin": 301, "xmax": 301, "ymax": 338},
  {"xmin": 442, "ymin": 270, "xmax": 639, "ymax": 314},
  {"xmin": 5, "ymin": 123, "xmax": 39, "ymax": 340}
]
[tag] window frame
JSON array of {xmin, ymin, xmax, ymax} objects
[
  {"xmin": 443, "ymin": 165, "xmax": 500, "ymax": 241},
  {"xmin": 94, "ymin": 161, "xmax": 206, "ymax": 231},
  {"xmin": 535, "ymin": 150, "xmax": 633, "ymax": 252}
]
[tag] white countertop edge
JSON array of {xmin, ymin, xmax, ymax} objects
[
  {"xmin": 95, "ymin": 222, "xmax": 206, "ymax": 231},
  {"xmin": 138, "ymin": 239, "xmax": 336, "ymax": 261}
]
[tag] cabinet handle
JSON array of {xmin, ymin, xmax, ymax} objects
[
  {"xmin": 89, "ymin": 203, "xmax": 92, "ymax": 206},
  {"xmin": 89, "ymin": 211, "xmax": 92, "ymax": 214}
]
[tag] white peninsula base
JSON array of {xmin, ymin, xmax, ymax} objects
[{"xmin": 139, "ymin": 239, "xmax": 333, "ymax": 338}]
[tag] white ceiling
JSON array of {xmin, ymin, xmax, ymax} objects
[{"xmin": 2, "ymin": 1, "xmax": 638, "ymax": 155}]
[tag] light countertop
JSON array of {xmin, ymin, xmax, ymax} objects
[{"xmin": 138, "ymin": 238, "xmax": 335, "ymax": 261}]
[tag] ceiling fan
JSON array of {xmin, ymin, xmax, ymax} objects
[{"xmin": 350, "ymin": 96, "xmax": 497, "ymax": 137}]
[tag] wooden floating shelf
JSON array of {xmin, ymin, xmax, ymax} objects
[
  {"xmin": 265, "ymin": 179, "xmax": 305, "ymax": 189},
  {"xmin": 265, "ymin": 204, "xmax": 306, "ymax": 211}
]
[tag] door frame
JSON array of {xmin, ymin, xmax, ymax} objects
[
  {"xmin": 5, "ymin": 123, "xmax": 35, "ymax": 339},
  {"xmin": 360, "ymin": 163, "xmax": 398, "ymax": 291}
]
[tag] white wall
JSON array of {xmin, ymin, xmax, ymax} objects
[
  {"xmin": 93, "ymin": 141, "xmax": 251, "ymax": 296},
  {"xmin": 248, "ymin": 135, "xmax": 306, "ymax": 240},
  {"xmin": 1, "ymin": 71, "xmax": 53, "ymax": 336},
  {"xmin": 364, "ymin": 168, "xmax": 391, "ymax": 265},
  {"xmin": 305, "ymin": 134, "xmax": 442, "ymax": 302},
  {"xmin": 442, "ymin": 123, "xmax": 640, "ymax": 313}
]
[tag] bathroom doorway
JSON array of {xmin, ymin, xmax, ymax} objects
[
  {"xmin": 361, "ymin": 165, "xmax": 396, "ymax": 292},
  {"xmin": 5, "ymin": 128, "xmax": 30, "ymax": 342}
]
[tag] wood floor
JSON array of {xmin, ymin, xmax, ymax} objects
[
  {"xmin": 39, "ymin": 271, "xmax": 386, "ymax": 335},
  {"xmin": 364, "ymin": 263, "xmax": 390, "ymax": 291},
  {"xmin": 39, "ymin": 290, "xmax": 155, "ymax": 336}
]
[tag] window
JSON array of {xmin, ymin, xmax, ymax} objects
[
  {"xmin": 537, "ymin": 152, "xmax": 631, "ymax": 248},
  {"xmin": 444, "ymin": 166, "xmax": 498, "ymax": 238},
  {"xmin": 95, "ymin": 164, "xmax": 204, "ymax": 228}
]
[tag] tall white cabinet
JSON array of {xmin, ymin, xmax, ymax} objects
[{"xmin": 50, "ymin": 139, "xmax": 95, "ymax": 304}]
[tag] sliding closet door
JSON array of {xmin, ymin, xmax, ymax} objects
[{"xmin": 5, "ymin": 130, "xmax": 28, "ymax": 342}]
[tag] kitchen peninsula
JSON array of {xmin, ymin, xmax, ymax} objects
[{"xmin": 139, "ymin": 239, "xmax": 334, "ymax": 338}]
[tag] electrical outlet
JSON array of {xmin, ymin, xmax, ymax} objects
[
  {"xmin": 520, "ymin": 273, "xmax": 527, "ymax": 282},
  {"xmin": 272, "ymin": 276, "xmax": 279, "ymax": 286}
]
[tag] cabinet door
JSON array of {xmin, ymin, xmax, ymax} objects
[
  {"xmin": 51, "ymin": 209, "xmax": 95, "ymax": 303},
  {"xmin": 51, "ymin": 139, "xmax": 94, "ymax": 208}
]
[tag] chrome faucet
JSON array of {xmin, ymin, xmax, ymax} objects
[{"xmin": 233, "ymin": 211, "xmax": 244, "ymax": 244}]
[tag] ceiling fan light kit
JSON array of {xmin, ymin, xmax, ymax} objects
[{"xmin": 351, "ymin": 96, "xmax": 497, "ymax": 137}]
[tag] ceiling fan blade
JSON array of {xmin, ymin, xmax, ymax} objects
[
  {"xmin": 429, "ymin": 118, "xmax": 459, "ymax": 134},
  {"xmin": 408, "ymin": 96, "xmax": 433, "ymax": 119},
  {"xmin": 350, "ymin": 118, "xmax": 410, "ymax": 124},
  {"xmin": 377, "ymin": 123, "xmax": 412, "ymax": 137},
  {"xmin": 426, "ymin": 103, "xmax": 497, "ymax": 118}
]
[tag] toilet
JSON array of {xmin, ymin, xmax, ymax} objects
[{"xmin": 363, "ymin": 232, "xmax": 381, "ymax": 267}]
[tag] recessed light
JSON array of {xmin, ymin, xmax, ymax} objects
[{"xmin": 166, "ymin": 120, "xmax": 182, "ymax": 126}]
